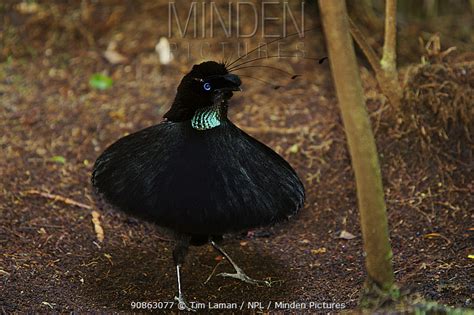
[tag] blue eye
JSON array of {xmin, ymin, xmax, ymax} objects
[{"xmin": 203, "ymin": 82, "xmax": 211, "ymax": 91}]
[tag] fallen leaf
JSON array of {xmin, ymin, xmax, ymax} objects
[
  {"xmin": 49, "ymin": 155, "xmax": 66, "ymax": 164},
  {"xmin": 41, "ymin": 302, "xmax": 55, "ymax": 309},
  {"xmin": 16, "ymin": 2, "xmax": 40, "ymax": 14},
  {"xmin": 91, "ymin": 211, "xmax": 104, "ymax": 242},
  {"xmin": 424, "ymin": 233, "xmax": 441, "ymax": 238},
  {"xmin": 104, "ymin": 50, "xmax": 128, "ymax": 65},
  {"xmin": 288, "ymin": 144, "xmax": 299, "ymax": 154},
  {"xmin": 338, "ymin": 230, "xmax": 356, "ymax": 240},
  {"xmin": 109, "ymin": 108, "xmax": 126, "ymax": 122},
  {"xmin": 311, "ymin": 247, "xmax": 326, "ymax": 254},
  {"xmin": 36, "ymin": 148, "xmax": 47, "ymax": 155},
  {"xmin": 104, "ymin": 41, "xmax": 128, "ymax": 64},
  {"xmin": 89, "ymin": 73, "xmax": 113, "ymax": 90},
  {"xmin": 155, "ymin": 37, "xmax": 174, "ymax": 65}
]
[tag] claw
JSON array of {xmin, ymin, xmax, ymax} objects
[
  {"xmin": 217, "ymin": 270, "xmax": 272, "ymax": 287},
  {"xmin": 174, "ymin": 295, "xmax": 196, "ymax": 312},
  {"xmin": 210, "ymin": 240, "xmax": 272, "ymax": 287}
]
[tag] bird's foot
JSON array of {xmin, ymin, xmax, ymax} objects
[
  {"xmin": 174, "ymin": 295, "xmax": 195, "ymax": 312},
  {"xmin": 217, "ymin": 267, "xmax": 271, "ymax": 287}
]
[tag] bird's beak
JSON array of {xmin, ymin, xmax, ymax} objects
[{"xmin": 218, "ymin": 74, "xmax": 242, "ymax": 92}]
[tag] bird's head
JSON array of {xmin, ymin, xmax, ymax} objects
[{"xmin": 164, "ymin": 61, "xmax": 241, "ymax": 125}]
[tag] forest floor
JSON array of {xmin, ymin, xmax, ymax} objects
[{"xmin": 1, "ymin": 1, "xmax": 472, "ymax": 313}]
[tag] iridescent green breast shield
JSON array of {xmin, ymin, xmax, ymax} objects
[{"xmin": 191, "ymin": 105, "xmax": 222, "ymax": 130}]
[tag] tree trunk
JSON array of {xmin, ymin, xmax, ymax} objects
[
  {"xmin": 318, "ymin": 0, "xmax": 397, "ymax": 302},
  {"xmin": 380, "ymin": 0, "xmax": 402, "ymax": 109},
  {"xmin": 381, "ymin": 0, "xmax": 398, "ymax": 75}
]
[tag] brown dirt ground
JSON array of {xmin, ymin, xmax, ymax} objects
[{"xmin": 1, "ymin": 1, "xmax": 473, "ymax": 313}]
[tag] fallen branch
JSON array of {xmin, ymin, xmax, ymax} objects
[
  {"xmin": 348, "ymin": 17, "xmax": 383, "ymax": 75},
  {"xmin": 24, "ymin": 190, "xmax": 92, "ymax": 210}
]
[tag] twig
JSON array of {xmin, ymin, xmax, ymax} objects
[
  {"xmin": 204, "ymin": 260, "xmax": 224, "ymax": 284},
  {"xmin": 152, "ymin": 234, "xmax": 173, "ymax": 242},
  {"xmin": 24, "ymin": 190, "xmax": 92, "ymax": 210},
  {"xmin": 423, "ymin": 232, "xmax": 452, "ymax": 246}
]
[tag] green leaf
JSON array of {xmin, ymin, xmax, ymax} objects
[
  {"xmin": 89, "ymin": 73, "xmax": 113, "ymax": 90},
  {"xmin": 50, "ymin": 155, "xmax": 66, "ymax": 164}
]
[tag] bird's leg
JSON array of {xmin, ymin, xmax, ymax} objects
[
  {"xmin": 210, "ymin": 241, "xmax": 271, "ymax": 287},
  {"xmin": 172, "ymin": 238, "xmax": 195, "ymax": 312},
  {"xmin": 174, "ymin": 265, "xmax": 195, "ymax": 312}
]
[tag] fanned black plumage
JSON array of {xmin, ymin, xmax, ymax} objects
[
  {"xmin": 91, "ymin": 60, "xmax": 305, "ymax": 308},
  {"xmin": 92, "ymin": 61, "xmax": 305, "ymax": 240},
  {"xmin": 92, "ymin": 119, "xmax": 304, "ymax": 236}
]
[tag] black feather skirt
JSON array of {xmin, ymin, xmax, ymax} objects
[{"xmin": 92, "ymin": 120, "xmax": 305, "ymax": 235}]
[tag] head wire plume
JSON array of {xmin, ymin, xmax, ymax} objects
[
  {"xmin": 222, "ymin": 28, "xmax": 327, "ymax": 89},
  {"xmin": 225, "ymin": 28, "xmax": 317, "ymax": 68}
]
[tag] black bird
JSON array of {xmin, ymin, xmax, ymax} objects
[{"xmin": 92, "ymin": 61, "xmax": 305, "ymax": 310}]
